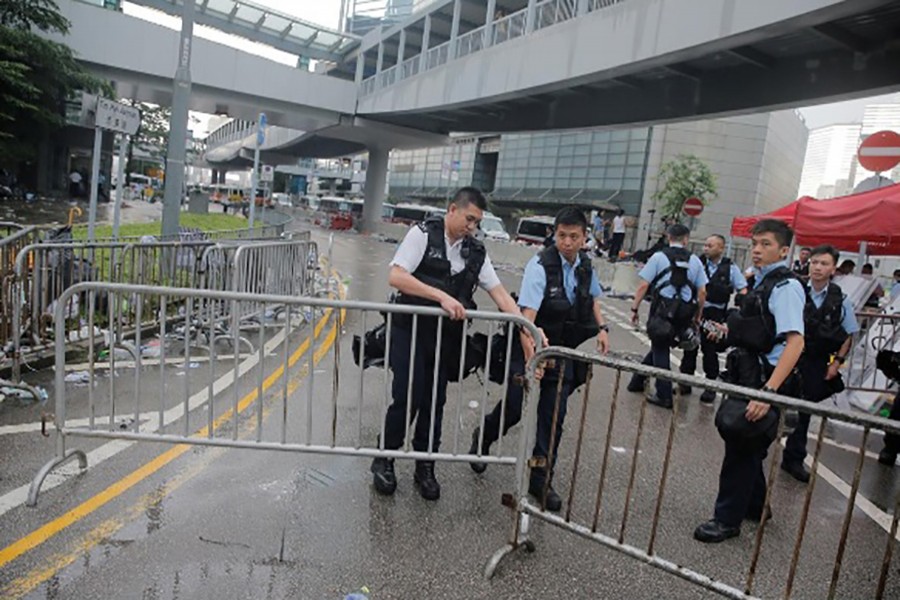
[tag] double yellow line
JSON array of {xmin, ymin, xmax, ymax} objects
[{"xmin": 0, "ymin": 287, "xmax": 346, "ymax": 596}]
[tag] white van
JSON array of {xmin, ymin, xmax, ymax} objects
[{"xmin": 515, "ymin": 216, "xmax": 555, "ymax": 244}]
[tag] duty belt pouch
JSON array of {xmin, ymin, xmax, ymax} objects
[
  {"xmin": 646, "ymin": 298, "xmax": 676, "ymax": 346},
  {"xmin": 716, "ymin": 349, "xmax": 779, "ymax": 445}
]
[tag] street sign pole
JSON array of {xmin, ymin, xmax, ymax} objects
[
  {"xmin": 87, "ymin": 126, "xmax": 103, "ymax": 242},
  {"xmin": 249, "ymin": 112, "xmax": 266, "ymax": 230},
  {"xmin": 112, "ymin": 133, "xmax": 128, "ymax": 240},
  {"xmin": 162, "ymin": 0, "xmax": 196, "ymax": 240}
]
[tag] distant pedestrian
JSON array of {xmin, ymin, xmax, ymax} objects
[
  {"xmin": 69, "ymin": 170, "xmax": 82, "ymax": 198},
  {"xmin": 891, "ymin": 269, "xmax": 900, "ymax": 302},
  {"xmin": 608, "ymin": 208, "xmax": 626, "ymax": 262}
]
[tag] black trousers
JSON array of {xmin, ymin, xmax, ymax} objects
[
  {"xmin": 482, "ymin": 341, "xmax": 575, "ymax": 484},
  {"xmin": 681, "ymin": 305, "xmax": 727, "ymax": 381},
  {"xmin": 608, "ymin": 232, "xmax": 625, "ymax": 260},
  {"xmin": 713, "ymin": 363, "xmax": 798, "ymax": 527},
  {"xmin": 883, "ymin": 391, "xmax": 900, "ymax": 454},
  {"xmin": 382, "ymin": 319, "xmax": 449, "ymax": 454},
  {"xmin": 783, "ymin": 354, "xmax": 830, "ymax": 466},
  {"xmin": 629, "ymin": 339, "xmax": 673, "ymax": 401}
]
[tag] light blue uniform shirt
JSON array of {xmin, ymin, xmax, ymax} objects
[
  {"xmin": 755, "ymin": 261, "xmax": 806, "ymax": 366},
  {"xmin": 519, "ymin": 252, "xmax": 603, "ymax": 311},
  {"xmin": 891, "ymin": 281, "xmax": 900, "ymax": 301},
  {"xmin": 703, "ymin": 258, "xmax": 748, "ymax": 310},
  {"xmin": 638, "ymin": 244, "xmax": 708, "ymax": 302},
  {"xmin": 807, "ymin": 282, "xmax": 860, "ymax": 335}
]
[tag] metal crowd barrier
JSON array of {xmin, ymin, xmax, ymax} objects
[
  {"xmin": 28, "ymin": 282, "xmax": 542, "ymax": 509},
  {"xmin": 0, "ymin": 225, "xmax": 44, "ymax": 349},
  {"xmin": 1, "ymin": 233, "xmax": 313, "ymax": 400},
  {"xmin": 487, "ymin": 346, "xmax": 900, "ymax": 598},
  {"xmin": 198, "ymin": 239, "xmax": 319, "ymax": 334},
  {"xmin": 845, "ymin": 311, "xmax": 899, "ymax": 394}
]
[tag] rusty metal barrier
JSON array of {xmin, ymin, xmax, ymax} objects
[
  {"xmin": 486, "ymin": 346, "xmax": 900, "ymax": 598},
  {"xmin": 0, "ymin": 225, "xmax": 44, "ymax": 350},
  {"xmin": 28, "ymin": 282, "xmax": 542, "ymax": 512}
]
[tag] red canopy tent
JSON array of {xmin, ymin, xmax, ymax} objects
[{"xmin": 730, "ymin": 184, "xmax": 900, "ymax": 255}]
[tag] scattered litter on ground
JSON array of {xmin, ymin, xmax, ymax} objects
[{"xmin": 64, "ymin": 371, "xmax": 91, "ymax": 384}]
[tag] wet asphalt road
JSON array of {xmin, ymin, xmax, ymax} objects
[{"xmin": 0, "ymin": 216, "xmax": 898, "ymax": 599}]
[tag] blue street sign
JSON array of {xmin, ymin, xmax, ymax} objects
[{"xmin": 257, "ymin": 112, "xmax": 267, "ymax": 146}]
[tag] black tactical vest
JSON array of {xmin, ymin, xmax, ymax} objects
[
  {"xmin": 703, "ymin": 256, "xmax": 734, "ymax": 305},
  {"xmin": 534, "ymin": 247, "xmax": 599, "ymax": 348},
  {"xmin": 398, "ymin": 217, "xmax": 486, "ymax": 310},
  {"xmin": 726, "ymin": 266, "xmax": 797, "ymax": 354},
  {"xmin": 804, "ymin": 282, "xmax": 849, "ymax": 356}
]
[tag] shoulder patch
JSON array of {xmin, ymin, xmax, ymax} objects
[{"xmin": 775, "ymin": 280, "xmax": 791, "ymax": 288}]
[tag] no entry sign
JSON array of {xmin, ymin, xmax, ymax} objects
[
  {"xmin": 682, "ymin": 197, "xmax": 704, "ymax": 217},
  {"xmin": 858, "ymin": 130, "xmax": 900, "ymax": 173}
]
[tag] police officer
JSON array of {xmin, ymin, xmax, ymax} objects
[
  {"xmin": 694, "ymin": 219, "xmax": 806, "ymax": 543},
  {"xmin": 371, "ymin": 188, "xmax": 523, "ymax": 501},
  {"xmin": 628, "ymin": 224, "xmax": 708, "ymax": 409},
  {"xmin": 782, "ymin": 245, "xmax": 858, "ymax": 482},
  {"xmin": 470, "ymin": 206, "xmax": 609, "ymax": 511},
  {"xmin": 792, "ymin": 246, "xmax": 811, "ymax": 282},
  {"xmin": 680, "ymin": 234, "xmax": 747, "ymax": 404}
]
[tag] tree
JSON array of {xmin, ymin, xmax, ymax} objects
[
  {"xmin": 651, "ymin": 154, "xmax": 718, "ymax": 221},
  {"xmin": 117, "ymin": 100, "xmax": 200, "ymax": 179},
  {"xmin": 0, "ymin": 0, "xmax": 108, "ymax": 165}
]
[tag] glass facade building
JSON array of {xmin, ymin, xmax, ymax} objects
[{"xmin": 387, "ymin": 127, "xmax": 652, "ymax": 215}]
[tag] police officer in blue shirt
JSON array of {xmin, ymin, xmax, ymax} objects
[
  {"xmin": 695, "ymin": 219, "xmax": 806, "ymax": 543},
  {"xmin": 628, "ymin": 224, "xmax": 708, "ymax": 409},
  {"xmin": 782, "ymin": 244, "xmax": 859, "ymax": 482},
  {"xmin": 681, "ymin": 234, "xmax": 748, "ymax": 404},
  {"xmin": 470, "ymin": 207, "xmax": 609, "ymax": 512}
]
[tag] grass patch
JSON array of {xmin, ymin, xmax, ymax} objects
[{"xmin": 73, "ymin": 213, "xmax": 255, "ymax": 240}]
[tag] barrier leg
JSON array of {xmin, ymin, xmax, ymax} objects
[{"xmin": 28, "ymin": 447, "xmax": 87, "ymax": 507}]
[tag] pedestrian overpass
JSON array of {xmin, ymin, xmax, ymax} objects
[{"xmin": 53, "ymin": 0, "xmax": 900, "ymax": 229}]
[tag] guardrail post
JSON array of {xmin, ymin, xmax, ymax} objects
[
  {"xmin": 525, "ymin": 0, "xmax": 538, "ymax": 34},
  {"xmin": 449, "ymin": 0, "xmax": 462, "ymax": 57},
  {"xmin": 484, "ymin": 0, "xmax": 497, "ymax": 48},
  {"xmin": 420, "ymin": 14, "xmax": 432, "ymax": 73}
]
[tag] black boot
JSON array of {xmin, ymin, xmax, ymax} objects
[
  {"xmin": 371, "ymin": 457, "xmax": 397, "ymax": 496},
  {"xmin": 469, "ymin": 427, "xmax": 492, "ymax": 474},
  {"xmin": 414, "ymin": 461, "xmax": 441, "ymax": 501}
]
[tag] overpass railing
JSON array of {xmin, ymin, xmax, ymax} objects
[{"xmin": 359, "ymin": 0, "xmax": 630, "ymax": 96}]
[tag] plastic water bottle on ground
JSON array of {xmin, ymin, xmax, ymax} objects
[{"xmin": 343, "ymin": 587, "xmax": 370, "ymax": 600}]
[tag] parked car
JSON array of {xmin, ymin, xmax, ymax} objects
[
  {"xmin": 515, "ymin": 215, "xmax": 555, "ymax": 244},
  {"xmin": 479, "ymin": 214, "xmax": 510, "ymax": 242}
]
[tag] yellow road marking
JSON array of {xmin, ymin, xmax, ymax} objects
[
  {"xmin": 2, "ymin": 315, "xmax": 343, "ymax": 598},
  {"xmin": 0, "ymin": 281, "xmax": 347, "ymax": 576}
]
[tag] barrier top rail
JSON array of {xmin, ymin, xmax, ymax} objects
[{"xmin": 528, "ymin": 346, "xmax": 900, "ymax": 435}]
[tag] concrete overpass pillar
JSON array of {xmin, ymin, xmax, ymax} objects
[
  {"xmin": 376, "ymin": 42, "xmax": 384, "ymax": 74},
  {"xmin": 526, "ymin": 0, "xmax": 537, "ymax": 34},
  {"xmin": 577, "ymin": 0, "xmax": 589, "ymax": 16},
  {"xmin": 361, "ymin": 147, "xmax": 389, "ymax": 234},
  {"xmin": 211, "ymin": 168, "xmax": 219, "ymax": 184},
  {"xmin": 450, "ymin": 0, "xmax": 461, "ymax": 57},
  {"xmin": 218, "ymin": 170, "xmax": 227, "ymax": 184},
  {"xmin": 484, "ymin": 0, "xmax": 497, "ymax": 48},
  {"xmin": 420, "ymin": 14, "xmax": 432, "ymax": 73}
]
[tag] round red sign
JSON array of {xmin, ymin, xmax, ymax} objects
[
  {"xmin": 858, "ymin": 130, "xmax": 900, "ymax": 173},
  {"xmin": 682, "ymin": 197, "xmax": 704, "ymax": 217}
]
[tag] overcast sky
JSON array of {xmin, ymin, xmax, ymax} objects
[{"xmin": 123, "ymin": 1, "xmax": 898, "ymax": 135}]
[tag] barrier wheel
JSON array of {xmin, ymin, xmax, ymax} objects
[{"xmin": 523, "ymin": 540, "xmax": 536, "ymax": 553}]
